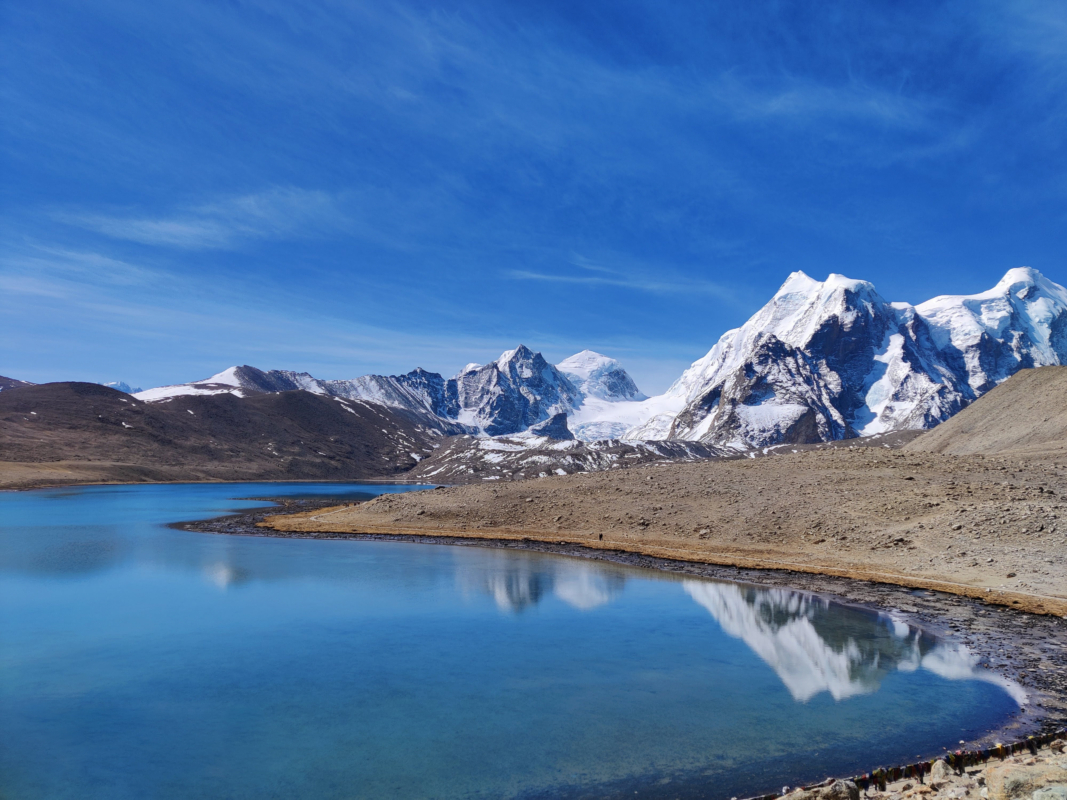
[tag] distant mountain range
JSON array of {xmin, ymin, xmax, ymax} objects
[
  {"xmin": 124, "ymin": 267, "xmax": 1067, "ymax": 449},
  {"xmin": 134, "ymin": 346, "xmax": 647, "ymax": 440}
]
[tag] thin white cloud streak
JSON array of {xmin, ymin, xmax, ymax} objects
[
  {"xmin": 505, "ymin": 269, "xmax": 736, "ymax": 301},
  {"xmin": 2, "ymin": 246, "xmax": 169, "ymax": 287},
  {"xmin": 55, "ymin": 187, "xmax": 349, "ymax": 250}
]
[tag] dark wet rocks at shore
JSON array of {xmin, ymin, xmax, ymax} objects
[
  {"xmin": 769, "ymin": 738, "xmax": 1067, "ymax": 800},
  {"xmin": 173, "ymin": 497, "xmax": 360, "ymax": 535}
]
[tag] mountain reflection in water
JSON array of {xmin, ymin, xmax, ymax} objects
[
  {"xmin": 453, "ymin": 552, "xmax": 1023, "ymax": 706},
  {"xmin": 684, "ymin": 581, "xmax": 1026, "ymax": 704},
  {"xmin": 456, "ymin": 550, "xmax": 627, "ymax": 611}
]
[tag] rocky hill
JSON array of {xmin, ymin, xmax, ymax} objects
[
  {"xmin": 0, "ymin": 381, "xmax": 449, "ymax": 487},
  {"xmin": 408, "ymin": 427, "xmax": 730, "ymax": 483},
  {"xmin": 907, "ymin": 366, "xmax": 1067, "ymax": 457}
]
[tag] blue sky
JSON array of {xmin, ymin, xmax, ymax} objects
[{"xmin": 3, "ymin": 0, "xmax": 1066, "ymax": 393}]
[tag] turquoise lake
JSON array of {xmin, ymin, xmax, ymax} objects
[{"xmin": 0, "ymin": 482, "xmax": 1021, "ymax": 799}]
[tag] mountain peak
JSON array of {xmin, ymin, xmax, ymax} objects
[
  {"xmin": 557, "ymin": 350, "xmax": 618, "ymax": 380},
  {"xmin": 776, "ymin": 271, "xmax": 820, "ymax": 297},
  {"xmin": 495, "ymin": 344, "xmax": 535, "ymax": 370},
  {"xmin": 823, "ymin": 273, "xmax": 877, "ymax": 295},
  {"xmin": 993, "ymin": 266, "xmax": 1057, "ymax": 297},
  {"xmin": 204, "ymin": 366, "xmax": 246, "ymax": 387},
  {"xmin": 558, "ymin": 350, "xmax": 644, "ymax": 403},
  {"xmin": 774, "ymin": 271, "xmax": 878, "ymax": 301},
  {"xmin": 101, "ymin": 381, "xmax": 143, "ymax": 394}
]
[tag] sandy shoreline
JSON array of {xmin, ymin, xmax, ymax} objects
[{"xmin": 264, "ymin": 448, "xmax": 1067, "ymax": 616}]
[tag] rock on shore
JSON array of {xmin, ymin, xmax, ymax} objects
[{"xmin": 783, "ymin": 739, "xmax": 1066, "ymax": 800}]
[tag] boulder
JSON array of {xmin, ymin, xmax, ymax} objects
[
  {"xmin": 782, "ymin": 780, "xmax": 858, "ymax": 800},
  {"xmin": 931, "ymin": 760, "xmax": 954, "ymax": 782},
  {"xmin": 985, "ymin": 760, "xmax": 1067, "ymax": 800}
]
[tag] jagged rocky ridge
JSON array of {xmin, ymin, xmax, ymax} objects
[{"xmin": 407, "ymin": 431, "xmax": 730, "ymax": 483}]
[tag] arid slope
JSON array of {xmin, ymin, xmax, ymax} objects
[{"xmin": 908, "ymin": 366, "xmax": 1067, "ymax": 457}]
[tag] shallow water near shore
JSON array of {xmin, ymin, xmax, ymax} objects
[{"xmin": 0, "ymin": 483, "xmax": 1022, "ymax": 799}]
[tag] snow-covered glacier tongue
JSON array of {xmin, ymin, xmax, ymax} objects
[{"xmin": 623, "ymin": 268, "xmax": 1067, "ymax": 449}]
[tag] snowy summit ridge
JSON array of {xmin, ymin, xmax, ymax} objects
[{"xmin": 625, "ymin": 267, "xmax": 1067, "ymax": 448}]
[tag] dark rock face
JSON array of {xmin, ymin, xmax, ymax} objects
[
  {"xmin": 445, "ymin": 345, "xmax": 581, "ymax": 436},
  {"xmin": 231, "ymin": 366, "xmax": 320, "ymax": 393},
  {"xmin": 527, "ymin": 412, "xmax": 574, "ymax": 440},
  {"xmin": 674, "ymin": 335, "xmax": 852, "ymax": 448},
  {"xmin": 395, "ymin": 368, "xmax": 452, "ymax": 418}
]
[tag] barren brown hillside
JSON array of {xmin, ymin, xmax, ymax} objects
[{"xmin": 908, "ymin": 366, "xmax": 1067, "ymax": 457}]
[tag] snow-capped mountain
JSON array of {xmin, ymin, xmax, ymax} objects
[
  {"xmin": 449, "ymin": 345, "xmax": 581, "ymax": 435},
  {"xmin": 557, "ymin": 350, "xmax": 652, "ymax": 440},
  {"xmin": 136, "ymin": 366, "xmax": 318, "ymax": 402},
  {"xmin": 130, "ymin": 267, "xmax": 1066, "ymax": 450},
  {"xmin": 133, "ymin": 346, "xmax": 643, "ymax": 439},
  {"xmin": 558, "ymin": 351, "xmax": 645, "ymax": 401},
  {"xmin": 100, "ymin": 381, "xmax": 143, "ymax": 394},
  {"xmin": 625, "ymin": 267, "xmax": 1067, "ymax": 448}
]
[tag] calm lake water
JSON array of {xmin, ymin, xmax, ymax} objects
[{"xmin": 0, "ymin": 483, "xmax": 1021, "ymax": 799}]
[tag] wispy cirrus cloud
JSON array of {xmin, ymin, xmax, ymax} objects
[
  {"xmin": 55, "ymin": 187, "xmax": 349, "ymax": 250},
  {"xmin": 506, "ymin": 255, "xmax": 739, "ymax": 302}
]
